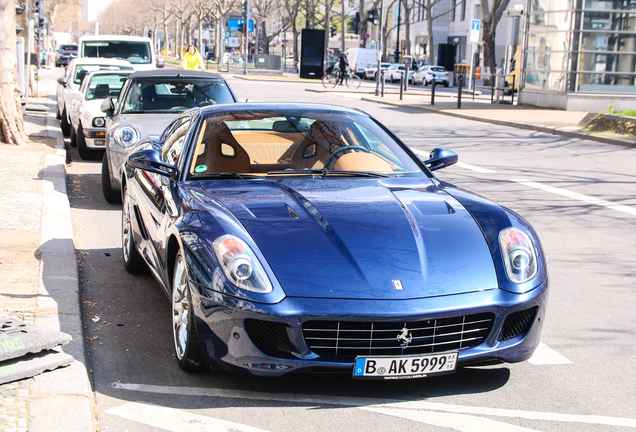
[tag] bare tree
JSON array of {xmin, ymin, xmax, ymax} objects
[
  {"xmin": 252, "ymin": 0, "xmax": 285, "ymax": 55},
  {"xmin": 212, "ymin": 0, "xmax": 239, "ymax": 62},
  {"xmin": 0, "ymin": 0, "xmax": 26, "ymax": 146},
  {"xmin": 189, "ymin": 0, "xmax": 216, "ymax": 54},
  {"xmin": 282, "ymin": 0, "xmax": 300, "ymax": 63},
  {"xmin": 480, "ymin": 0, "xmax": 510, "ymax": 77}
]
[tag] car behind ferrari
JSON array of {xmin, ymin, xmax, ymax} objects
[{"xmin": 121, "ymin": 103, "xmax": 548, "ymax": 379}]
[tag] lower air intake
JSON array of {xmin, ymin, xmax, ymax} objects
[{"xmin": 498, "ymin": 307, "xmax": 538, "ymax": 341}]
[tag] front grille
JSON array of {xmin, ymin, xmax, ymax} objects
[
  {"xmin": 498, "ymin": 307, "xmax": 538, "ymax": 341},
  {"xmin": 302, "ymin": 313, "xmax": 494, "ymax": 358},
  {"xmin": 244, "ymin": 319, "xmax": 293, "ymax": 356}
]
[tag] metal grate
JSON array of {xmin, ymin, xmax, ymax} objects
[
  {"xmin": 302, "ymin": 313, "xmax": 494, "ymax": 358},
  {"xmin": 498, "ymin": 307, "xmax": 538, "ymax": 342},
  {"xmin": 244, "ymin": 319, "xmax": 293, "ymax": 356}
]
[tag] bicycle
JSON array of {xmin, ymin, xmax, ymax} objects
[{"xmin": 322, "ymin": 67, "xmax": 361, "ymax": 89}]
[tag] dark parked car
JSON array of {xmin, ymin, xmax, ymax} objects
[
  {"xmin": 101, "ymin": 70, "xmax": 236, "ymax": 204},
  {"xmin": 55, "ymin": 44, "xmax": 78, "ymax": 67},
  {"xmin": 120, "ymin": 103, "xmax": 548, "ymax": 379}
]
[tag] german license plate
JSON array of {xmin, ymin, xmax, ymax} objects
[{"xmin": 353, "ymin": 352, "xmax": 458, "ymax": 380}]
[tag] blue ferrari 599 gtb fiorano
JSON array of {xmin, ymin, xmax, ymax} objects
[{"xmin": 120, "ymin": 103, "xmax": 548, "ymax": 379}]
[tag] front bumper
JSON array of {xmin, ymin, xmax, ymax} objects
[
  {"xmin": 83, "ymin": 127, "xmax": 107, "ymax": 150},
  {"xmin": 189, "ymin": 278, "xmax": 548, "ymax": 377}
]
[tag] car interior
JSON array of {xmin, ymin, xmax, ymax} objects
[{"xmin": 188, "ymin": 114, "xmax": 412, "ymax": 176}]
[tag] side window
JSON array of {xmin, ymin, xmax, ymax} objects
[{"xmin": 161, "ymin": 118, "xmax": 191, "ymax": 166}]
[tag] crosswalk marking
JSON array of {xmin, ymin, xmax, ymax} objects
[
  {"xmin": 527, "ymin": 343, "xmax": 573, "ymax": 365},
  {"xmin": 110, "ymin": 382, "xmax": 636, "ymax": 428},
  {"xmin": 106, "ymin": 402, "xmax": 273, "ymax": 432}
]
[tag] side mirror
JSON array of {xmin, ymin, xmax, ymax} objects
[
  {"xmin": 57, "ymin": 76, "xmax": 67, "ymax": 87},
  {"xmin": 127, "ymin": 149, "xmax": 178, "ymax": 178},
  {"xmin": 156, "ymin": 58, "xmax": 165, "ymax": 68},
  {"xmin": 100, "ymin": 97, "xmax": 116, "ymax": 115},
  {"xmin": 423, "ymin": 148, "xmax": 458, "ymax": 171}
]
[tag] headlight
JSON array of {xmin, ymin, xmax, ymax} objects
[
  {"xmin": 93, "ymin": 117, "xmax": 105, "ymax": 127},
  {"xmin": 213, "ymin": 235, "xmax": 272, "ymax": 294},
  {"xmin": 499, "ymin": 228, "xmax": 538, "ymax": 283},
  {"xmin": 114, "ymin": 126, "xmax": 140, "ymax": 148}
]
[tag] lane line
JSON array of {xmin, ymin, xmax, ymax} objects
[
  {"xmin": 106, "ymin": 401, "xmax": 273, "ymax": 432},
  {"xmin": 110, "ymin": 382, "xmax": 636, "ymax": 428},
  {"xmin": 513, "ymin": 179, "xmax": 636, "ymax": 216},
  {"xmin": 527, "ymin": 343, "xmax": 573, "ymax": 365},
  {"xmin": 360, "ymin": 407, "xmax": 542, "ymax": 432}
]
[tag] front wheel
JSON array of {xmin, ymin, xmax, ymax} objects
[
  {"xmin": 121, "ymin": 186, "xmax": 145, "ymax": 273},
  {"xmin": 60, "ymin": 109, "xmax": 71, "ymax": 137},
  {"xmin": 102, "ymin": 152, "xmax": 122, "ymax": 204},
  {"xmin": 172, "ymin": 251, "xmax": 207, "ymax": 372},
  {"xmin": 77, "ymin": 124, "xmax": 100, "ymax": 160},
  {"xmin": 322, "ymin": 74, "xmax": 338, "ymax": 88},
  {"xmin": 346, "ymin": 74, "xmax": 361, "ymax": 89}
]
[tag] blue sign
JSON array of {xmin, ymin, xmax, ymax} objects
[
  {"xmin": 471, "ymin": 19, "xmax": 480, "ymax": 31},
  {"xmin": 228, "ymin": 19, "xmax": 254, "ymax": 32}
]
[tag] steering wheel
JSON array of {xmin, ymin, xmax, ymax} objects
[{"xmin": 324, "ymin": 145, "xmax": 369, "ymax": 169}]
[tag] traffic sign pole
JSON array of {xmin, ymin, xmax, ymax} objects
[{"xmin": 468, "ymin": 19, "xmax": 480, "ymax": 91}]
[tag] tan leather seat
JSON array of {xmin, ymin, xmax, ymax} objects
[
  {"xmin": 291, "ymin": 121, "xmax": 344, "ymax": 170},
  {"xmin": 193, "ymin": 121, "xmax": 250, "ymax": 174}
]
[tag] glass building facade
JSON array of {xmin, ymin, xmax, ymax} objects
[{"xmin": 524, "ymin": 0, "xmax": 636, "ymax": 93}]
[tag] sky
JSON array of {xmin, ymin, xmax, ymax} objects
[{"xmin": 87, "ymin": 0, "xmax": 115, "ymax": 22}]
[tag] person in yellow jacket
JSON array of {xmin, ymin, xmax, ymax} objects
[{"xmin": 183, "ymin": 45, "xmax": 205, "ymax": 71}]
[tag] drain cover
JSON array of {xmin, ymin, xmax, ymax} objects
[{"xmin": 0, "ymin": 319, "xmax": 72, "ymax": 362}]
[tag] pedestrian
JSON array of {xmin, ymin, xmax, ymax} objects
[
  {"xmin": 183, "ymin": 45, "xmax": 205, "ymax": 71},
  {"xmin": 338, "ymin": 52, "xmax": 349, "ymax": 85}
]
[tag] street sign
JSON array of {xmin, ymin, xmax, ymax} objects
[{"xmin": 470, "ymin": 19, "xmax": 480, "ymax": 43}]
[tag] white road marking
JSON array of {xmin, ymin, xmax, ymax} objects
[
  {"xmin": 360, "ymin": 406, "xmax": 541, "ymax": 432},
  {"xmin": 111, "ymin": 382, "xmax": 636, "ymax": 428},
  {"xmin": 527, "ymin": 343, "xmax": 573, "ymax": 365},
  {"xmin": 106, "ymin": 401, "xmax": 273, "ymax": 432},
  {"xmin": 513, "ymin": 179, "xmax": 636, "ymax": 216}
]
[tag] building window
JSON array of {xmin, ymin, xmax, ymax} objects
[
  {"xmin": 451, "ymin": 0, "xmax": 456, "ymax": 21},
  {"xmin": 461, "ymin": 0, "xmax": 466, "ymax": 20}
]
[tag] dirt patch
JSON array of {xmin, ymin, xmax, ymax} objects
[
  {"xmin": 584, "ymin": 114, "xmax": 636, "ymax": 138},
  {"xmin": 1, "ymin": 136, "xmax": 59, "ymax": 154},
  {"xmin": 0, "ymin": 230, "xmax": 41, "ymax": 309}
]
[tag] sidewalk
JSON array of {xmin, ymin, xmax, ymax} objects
[{"xmin": 0, "ymin": 77, "xmax": 93, "ymax": 432}]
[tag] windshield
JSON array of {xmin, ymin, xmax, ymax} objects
[
  {"xmin": 83, "ymin": 41, "xmax": 152, "ymax": 65},
  {"xmin": 121, "ymin": 79, "xmax": 235, "ymax": 113},
  {"xmin": 188, "ymin": 110, "xmax": 425, "ymax": 178},
  {"xmin": 85, "ymin": 73, "xmax": 130, "ymax": 100},
  {"xmin": 73, "ymin": 65, "xmax": 132, "ymax": 86}
]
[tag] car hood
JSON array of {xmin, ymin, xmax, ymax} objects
[
  {"xmin": 116, "ymin": 113, "xmax": 180, "ymax": 138},
  {"xmin": 199, "ymin": 177, "xmax": 498, "ymax": 300}
]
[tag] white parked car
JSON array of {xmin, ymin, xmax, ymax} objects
[
  {"xmin": 56, "ymin": 58, "xmax": 133, "ymax": 138},
  {"xmin": 363, "ymin": 62, "xmax": 391, "ymax": 80},
  {"xmin": 412, "ymin": 66, "xmax": 450, "ymax": 87},
  {"xmin": 78, "ymin": 35, "xmax": 164, "ymax": 71},
  {"xmin": 384, "ymin": 64, "xmax": 406, "ymax": 82},
  {"xmin": 69, "ymin": 70, "xmax": 133, "ymax": 160}
]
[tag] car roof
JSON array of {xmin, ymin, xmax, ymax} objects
[
  {"xmin": 198, "ymin": 102, "xmax": 366, "ymax": 117},
  {"xmin": 126, "ymin": 70, "xmax": 224, "ymax": 80},
  {"xmin": 79, "ymin": 35, "xmax": 152, "ymax": 42},
  {"xmin": 69, "ymin": 58, "xmax": 134, "ymax": 67}
]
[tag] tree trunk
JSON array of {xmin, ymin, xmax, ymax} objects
[
  {"xmin": 359, "ymin": 0, "xmax": 367, "ymax": 48},
  {"xmin": 481, "ymin": 16, "xmax": 496, "ymax": 84},
  {"xmin": 0, "ymin": 0, "xmax": 26, "ymax": 146},
  {"xmin": 426, "ymin": 4, "xmax": 434, "ymax": 64}
]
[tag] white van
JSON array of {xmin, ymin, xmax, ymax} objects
[
  {"xmin": 346, "ymin": 48, "xmax": 378, "ymax": 77},
  {"xmin": 78, "ymin": 35, "xmax": 164, "ymax": 71}
]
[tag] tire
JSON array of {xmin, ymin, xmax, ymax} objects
[
  {"xmin": 102, "ymin": 152, "xmax": 122, "ymax": 204},
  {"xmin": 121, "ymin": 186, "xmax": 145, "ymax": 273},
  {"xmin": 424, "ymin": 78, "xmax": 429, "ymax": 86},
  {"xmin": 172, "ymin": 250, "xmax": 206, "ymax": 372},
  {"xmin": 346, "ymin": 74, "xmax": 361, "ymax": 89},
  {"xmin": 444, "ymin": 82, "xmax": 449, "ymax": 88},
  {"xmin": 77, "ymin": 124, "xmax": 99, "ymax": 160},
  {"xmin": 55, "ymin": 103, "xmax": 61, "ymax": 120},
  {"xmin": 70, "ymin": 125, "xmax": 77, "ymax": 148},
  {"xmin": 322, "ymin": 74, "xmax": 338, "ymax": 88},
  {"xmin": 60, "ymin": 109, "xmax": 71, "ymax": 137}
]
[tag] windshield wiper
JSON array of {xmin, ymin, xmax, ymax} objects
[{"xmin": 266, "ymin": 169, "xmax": 390, "ymax": 178}]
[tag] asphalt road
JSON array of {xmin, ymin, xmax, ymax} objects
[{"xmin": 59, "ymin": 70, "xmax": 636, "ymax": 432}]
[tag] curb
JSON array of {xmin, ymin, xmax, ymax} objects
[
  {"xmin": 359, "ymin": 96, "xmax": 636, "ymax": 148},
  {"xmin": 29, "ymin": 111, "xmax": 94, "ymax": 431}
]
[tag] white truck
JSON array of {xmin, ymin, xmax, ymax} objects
[
  {"xmin": 78, "ymin": 35, "xmax": 164, "ymax": 71},
  {"xmin": 346, "ymin": 48, "xmax": 378, "ymax": 77}
]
